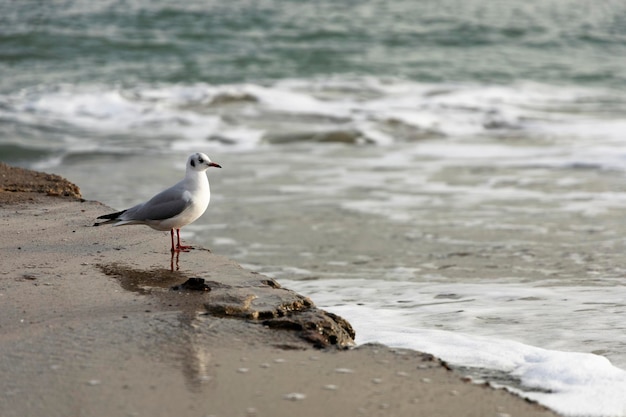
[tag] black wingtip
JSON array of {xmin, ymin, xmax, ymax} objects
[{"xmin": 97, "ymin": 209, "xmax": 127, "ymax": 220}]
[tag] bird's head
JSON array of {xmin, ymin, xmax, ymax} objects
[{"xmin": 188, "ymin": 152, "xmax": 221, "ymax": 171}]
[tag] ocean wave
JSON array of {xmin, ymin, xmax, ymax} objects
[
  {"xmin": 1, "ymin": 77, "xmax": 625, "ymax": 166},
  {"xmin": 282, "ymin": 278, "xmax": 626, "ymax": 417}
]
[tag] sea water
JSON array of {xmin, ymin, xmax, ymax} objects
[{"xmin": 2, "ymin": 1, "xmax": 626, "ymax": 415}]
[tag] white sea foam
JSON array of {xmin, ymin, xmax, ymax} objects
[
  {"xmin": 282, "ymin": 278, "xmax": 626, "ymax": 416},
  {"xmin": 2, "ymin": 78, "xmax": 624, "ymax": 163}
]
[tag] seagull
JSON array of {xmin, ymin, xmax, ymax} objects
[{"xmin": 95, "ymin": 152, "xmax": 221, "ymax": 252}]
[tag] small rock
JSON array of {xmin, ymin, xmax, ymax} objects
[
  {"xmin": 171, "ymin": 278, "xmax": 211, "ymax": 292},
  {"xmin": 283, "ymin": 392, "xmax": 306, "ymax": 401}
]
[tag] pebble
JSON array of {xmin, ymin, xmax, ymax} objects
[
  {"xmin": 323, "ymin": 384, "xmax": 338, "ymax": 391},
  {"xmin": 334, "ymin": 367, "xmax": 354, "ymax": 374},
  {"xmin": 87, "ymin": 379, "xmax": 101, "ymax": 386},
  {"xmin": 237, "ymin": 368, "xmax": 250, "ymax": 374},
  {"xmin": 421, "ymin": 378, "xmax": 432, "ymax": 383},
  {"xmin": 283, "ymin": 392, "xmax": 306, "ymax": 401}
]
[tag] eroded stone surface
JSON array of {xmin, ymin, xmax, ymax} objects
[
  {"xmin": 98, "ymin": 263, "xmax": 355, "ymax": 348},
  {"xmin": 0, "ymin": 162, "xmax": 82, "ymax": 203},
  {"xmin": 264, "ymin": 309, "xmax": 356, "ymax": 349}
]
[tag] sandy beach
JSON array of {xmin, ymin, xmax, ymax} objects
[{"xmin": 0, "ymin": 162, "xmax": 557, "ymax": 417}]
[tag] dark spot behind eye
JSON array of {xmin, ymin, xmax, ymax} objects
[{"xmin": 190, "ymin": 159, "xmax": 196, "ymax": 167}]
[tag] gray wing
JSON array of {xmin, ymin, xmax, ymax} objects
[{"xmin": 123, "ymin": 183, "xmax": 192, "ymax": 221}]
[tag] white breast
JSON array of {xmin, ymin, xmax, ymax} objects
[{"xmin": 147, "ymin": 173, "xmax": 210, "ymax": 231}]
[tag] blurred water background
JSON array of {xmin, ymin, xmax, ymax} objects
[{"xmin": 3, "ymin": 1, "xmax": 626, "ymax": 414}]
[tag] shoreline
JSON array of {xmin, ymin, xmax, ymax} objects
[{"xmin": 0, "ymin": 162, "xmax": 557, "ymax": 416}]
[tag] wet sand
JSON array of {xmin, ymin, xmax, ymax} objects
[{"xmin": 0, "ymin": 162, "xmax": 557, "ymax": 417}]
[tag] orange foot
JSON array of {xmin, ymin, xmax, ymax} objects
[{"xmin": 176, "ymin": 244, "xmax": 193, "ymax": 252}]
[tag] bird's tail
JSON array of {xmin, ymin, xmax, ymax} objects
[{"xmin": 93, "ymin": 209, "xmax": 127, "ymax": 227}]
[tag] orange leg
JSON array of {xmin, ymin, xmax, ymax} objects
[
  {"xmin": 170, "ymin": 229, "xmax": 178, "ymax": 252},
  {"xmin": 175, "ymin": 228, "xmax": 193, "ymax": 252}
]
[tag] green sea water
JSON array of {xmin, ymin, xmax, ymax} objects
[{"xmin": 2, "ymin": 0, "xmax": 626, "ymax": 92}]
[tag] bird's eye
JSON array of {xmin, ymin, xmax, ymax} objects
[{"xmin": 198, "ymin": 157, "xmax": 204, "ymax": 164}]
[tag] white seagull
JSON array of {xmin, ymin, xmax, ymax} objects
[{"xmin": 95, "ymin": 152, "xmax": 221, "ymax": 252}]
